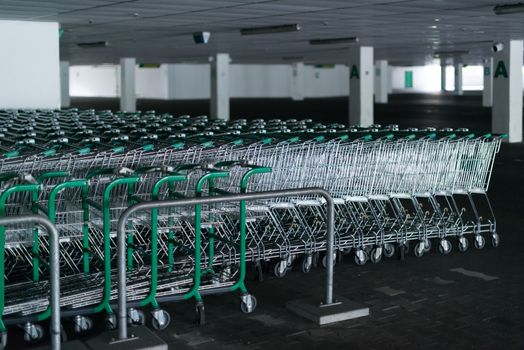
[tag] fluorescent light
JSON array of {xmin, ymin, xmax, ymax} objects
[
  {"xmin": 240, "ymin": 24, "xmax": 300, "ymax": 35},
  {"xmin": 494, "ymin": 2, "xmax": 524, "ymax": 14},
  {"xmin": 77, "ymin": 41, "xmax": 108, "ymax": 48},
  {"xmin": 309, "ymin": 36, "xmax": 359, "ymax": 45},
  {"xmin": 433, "ymin": 49, "xmax": 469, "ymax": 57}
]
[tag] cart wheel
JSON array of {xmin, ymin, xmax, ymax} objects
[
  {"xmin": 273, "ymin": 260, "xmax": 287, "ymax": 278},
  {"xmin": 60, "ymin": 324, "xmax": 68, "ymax": 343},
  {"xmin": 301, "ymin": 255, "xmax": 313, "ymax": 274},
  {"xmin": 414, "ymin": 242, "xmax": 424, "ymax": 258},
  {"xmin": 128, "ymin": 308, "xmax": 146, "ymax": 326},
  {"xmin": 354, "ymin": 250, "xmax": 368, "ymax": 266},
  {"xmin": 73, "ymin": 315, "xmax": 93, "ymax": 334},
  {"xmin": 312, "ymin": 252, "xmax": 320, "ymax": 268},
  {"xmin": 458, "ymin": 236, "xmax": 469, "ymax": 253},
  {"xmin": 321, "ymin": 253, "xmax": 337, "ymax": 269},
  {"xmin": 491, "ymin": 233, "xmax": 500, "ymax": 248},
  {"xmin": 342, "ymin": 247, "xmax": 352, "ymax": 255},
  {"xmin": 0, "ymin": 331, "xmax": 7, "ymax": 349},
  {"xmin": 474, "ymin": 235, "xmax": 485, "ymax": 250},
  {"xmin": 23, "ymin": 323, "xmax": 44, "ymax": 344},
  {"xmin": 151, "ymin": 309, "xmax": 171, "ymax": 330},
  {"xmin": 240, "ymin": 294, "xmax": 257, "ymax": 314},
  {"xmin": 383, "ymin": 243, "xmax": 395, "ymax": 258},
  {"xmin": 105, "ymin": 313, "xmax": 117, "ymax": 330},
  {"xmin": 438, "ymin": 239, "xmax": 452, "ymax": 255},
  {"xmin": 196, "ymin": 302, "xmax": 205, "ymax": 326},
  {"xmin": 423, "ymin": 239, "xmax": 432, "ymax": 252},
  {"xmin": 370, "ymin": 247, "xmax": 382, "ymax": 263},
  {"xmin": 253, "ymin": 262, "xmax": 264, "ymax": 282}
]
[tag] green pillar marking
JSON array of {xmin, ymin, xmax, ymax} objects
[
  {"xmin": 350, "ymin": 65, "xmax": 359, "ymax": 79},
  {"xmin": 494, "ymin": 60, "xmax": 508, "ymax": 78}
]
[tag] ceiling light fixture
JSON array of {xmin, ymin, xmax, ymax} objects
[
  {"xmin": 433, "ymin": 49, "xmax": 469, "ymax": 57},
  {"xmin": 494, "ymin": 2, "xmax": 524, "ymax": 14},
  {"xmin": 309, "ymin": 36, "xmax": 359, "ymax": 45},
  {"xmin": 77, "ymin": 41, "xmax": 108, "ymax": 48},
  {"xmin": 240, "ymin": 23, "xmax": 300, "ymax": 35}
]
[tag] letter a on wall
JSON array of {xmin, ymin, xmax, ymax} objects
[
  {"xmin": 350, "ymin": 65, "xmax": 359, "ymax": 79},
  {"xmin": 494, "ymin": 60, "xmax": 508, "ymax": 78}
]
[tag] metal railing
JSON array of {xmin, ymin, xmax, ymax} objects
[
  {"xmin": 116, "ymin": 187, "xmax": 335, "ymax": 341},
  {"xmin": 0, "ymin": 215, "xmax": 60, "ymax": 350}
]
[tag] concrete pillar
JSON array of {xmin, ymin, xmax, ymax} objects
[
  {"xmin": 454, "ymin": 62, "xmax": 463, "ymax": 95},
  {"xmin": 492, "ymin": 40, "xmax": 523, "ymax": 143},
  {"xmin": 482, "ymin": 58, "xmax": 493, "ymax": 107},
  {"xmin": 349, "ymin": 46, "xmax": 374, "ymax": 126},
  {"xmin": 440, "ymin": 63, "xmax": 447, "ymax": 92},
  {"xmin": 210, "ymin": 53, "xmax": 230, "ymax": 120},
  {"xmin": 60, "ymin": 61, "xmax": 70, "ymax": 108},
  {"xmin": 375, "ymin": 60, "xmax": 388, "ymax": 104},
  {"xmin": 120, "ymin": 57, "xmax": 136, "ymax": 112},
  {"xmin": 0, "ymin": 20, "xmax": 60, "ymax": 109},
  {"xmin": 388, "ymin": 65, "xmax": 393, "ymax": 94},
  {"xmin": 290, "ymin": 62, "xmax": 305, "ymax": 101}
]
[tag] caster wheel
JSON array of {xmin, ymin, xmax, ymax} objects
[
  {"xmin": 370, "ymin": 247, "xmax": 383, "ymax": 263},
  {"xmin": 438, "ymin": 239, "xmax": 452, "ymax": 255},
  {"xmin": 273, "ymin": 260, "xmax": 287, "ymax": 278},
  {"xmin": 321, "ymin": 253, "xmax": 337, "ymax": 269},
  {"xmin": 151, "ymin": 309, "xmax": 171, "ymax": 330},
  {"xmin": 423, "ymin": 239, "xmax": 432, "ymax": 252},
  {"xmin": 342, "ymin": 247, "xmax": 352, "ymax": 255},
  {"xmin": 458, "ymin": 236, "xmax": 469, "ymax": 253},
  {"xmin": 23, "ymin": 323, "xmax": 44, "ymax": 344},
  {"xmin": 301, "ymin": 255, "xmax": 313, "ymax": 274},
  {"xmin": 354, "ymin": 250, "xmax": 368, "ymax": 266},
  {"xmin": 0, "ymin": 331, "xmax": 7, "ymax": 349},
  {"xmin": 474, "ymin": 235, "xmax": 485, "ymax": 250},
  {"xmin": 253, "ymin": 262, "xmax": 264, "ymax": 282},
  {"xmin": 414, "ymin": 242, "xmax": 425, "ymax": 258},
  {"xmin": 73, "ymin": 315, "xmax": 93, "ymax": 334},
  {"xmin": 105, "ymin": 313, "xmax": 117, "ymax": 330},
  {"xmin": 127, "ymin": 308, "xmax": 146, "ymax": 326},
  {"xmin": 196, "ymin": 302, "xmax": 205, "ymax": 326},
  {"xmin": 312, "ymin": 252, "xmax": 320, "ymax": 268},
  {"xmin": 60, "ymin": 324, "xmax": 68, "ymax": 343},
  {"xmin": 383, "ymin": 243, "xmax": 395, "ymax": 258},
  {"xmin": 240, "ymin": 294, "xmax": 257, "ymax": 314},
  {"xmin": 491, "ymin": 233, "xmax": 500, "ymax": 248}
]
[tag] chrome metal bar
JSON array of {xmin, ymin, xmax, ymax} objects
[{"xmin": 116, "ymin": 187, "xmax": 334, "ymax": 341}]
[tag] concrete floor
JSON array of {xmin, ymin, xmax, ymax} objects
[{"xmin": 10, "ymin": 94, "xmax": 524, "ymax": 349}]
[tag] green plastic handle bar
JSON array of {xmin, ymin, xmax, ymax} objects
[
  {"xmin": 78, "ymin": 147, "xmax": 91, "ymax": 155},
  {"xmin": 201, "ymin": 141, "xmax": 214, "ymax": 148},
  {"xmin": 500, "ymin": 134, "xmax": 508, "ymax": 139},
  {"xmin": 42, "ymin": 149, "xmax": 56, "ymax": 157},
  {"xmin": 288, "ymin": 136, "xmax": 300, "ymax": 143},
  {"xmin": 231, "ymin": 139, "xmax": 244, "ymax": 146},
  {"xmin": 4, "ymin": 150, "xmax": 19, "ymax": 158},
  {"xmin": 142, "ymin": 144, "xmax": 154, "ymax": 151},
  {"xmin": 314, "ymin": 136, "xmax": 325, "ymax": 142},
  {"xmin": 386, "ymin": 134, "xmax": 394, "ymax": 140},
  {"xmin": 261, "ymin": 138, "xmax": 273, "ymax": 145},
  {"xmin": 483, "ymin": 133, "xmax": 492, "ymax": 138},
  {"xmin": 171, "ymin": 142, "xmax": 185, "ymax": 149},
  {"xmin": 363, "ymin": 135, "xmax": 373, "ymax": 141},
  {"xmin": 339, "ymin": 135, "xmax": 349, "ymax": 141},
  {"xmin": 112, "ymin": 146, "xmax": 125, "ymax": 153},
  {"xmin": 449, "ymin": 133, "xmax": 457, "ymax": 139},
  {"xmin": 428, "ymin": 133, "xmax": 437, "ymax": 139},
  {"xmin": 406, "ymin": 134, "xmax": 416, "ymax": 140}
]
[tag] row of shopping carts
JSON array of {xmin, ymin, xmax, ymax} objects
[{"xmin": 0, "ymin": 108, "xmax": 503, "ymax": 348}]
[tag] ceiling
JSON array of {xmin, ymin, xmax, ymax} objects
[{"xmin": 1, "ymin": 0, "xmax": 524, "ymax": 66}]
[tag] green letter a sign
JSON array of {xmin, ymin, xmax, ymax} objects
[
  {"xmin": 494, "ymin": 60, "xmax": 508, "ymax": 78},
  {"xmin": 350, "ymin": 65, "xmax": 359, "ymax": 79}
]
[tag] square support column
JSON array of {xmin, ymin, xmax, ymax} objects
[
  {"xmin": 454, "ymin": 62, "xmax": 463, "ymax": 95},
  {"xmin": 210, "ymin": 53, "xmax": 230, "ymax": 120},
  {"xmin": 290, "ymin": 62, "xmax": 305, "ymax": 101},
  {"xmin": 349, "ymin": 46, "xmax": 374, "ymax": 126},
  {"xmin": 388, "ymin": 65, "xmax": 393, "ymax": 94},
  {"xmin": 120, "ymin": 57, "xmax": 136, "ymax": 112},
  {"xmin": 60, "ymin": 61, "xmax": 70, "ymax": 108},
  {"xmin": 374, "ymin": 60, "xmax": 388, "ymax": 104},
  {"xmin": 482, "ymin": 58, "xmax": 493, "ymax": 107},
  {"xmin": 492, "ymin": 40, "xmax": 523, "ymax": 143},
  {"xmin": 440, "ymin": 63, "xmax": 447, "ymax": 92}
]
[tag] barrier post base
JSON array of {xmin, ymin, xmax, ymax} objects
[
  {"xmin": 286, "ymin": 295, "xmax": 369, "ymax": 325},
  {"xmin": 83, "ymin": 326, "xmax": 167, "ymax": 350}
]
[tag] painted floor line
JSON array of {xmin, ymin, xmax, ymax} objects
[{"xmin": 449, "ymin": 267, "xmax": 499, "ymax": 281}]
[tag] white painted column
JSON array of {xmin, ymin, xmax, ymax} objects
[
  {"xmin": 0, "ymin": 20, "xmax": 60, "ymax": 109},
  {"xmin": 440, "ymin": 63, "xmax": 447, "ymax": 92},
  {"xmin": 210, "ymin": 53, "xmax": 230, "ymax": 120},
  {"xmin": 482, "ymin": 58, "xmax": 493, "ymax": 107},
  {"xmin": 454, "ymin": 62, "xmax": 463, "ymax": 95},
  {"xmin": 290, "ymin": 62, "xmax": 305, "ymax": 101},
  {"xmin": 349, "ymin": 46, "xmax": 374, "ymax": 126},
  {"xmin": 492, "ymin": 40, "xmax": 523, "ymax": 143},
  {"xmin": 374, "ymin": 60, "xmax": 388, "ymax": 104},
  {"xmin": 388, "ymin": 65, "xmax": 393, "ymax": 94},
  {"xmin": 120, "ymin": 57, "xmax": 136, "ymax": 112},
  {"xmin": 60, "ymin": 61, "xmax": 70, "ymax": 108}
]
